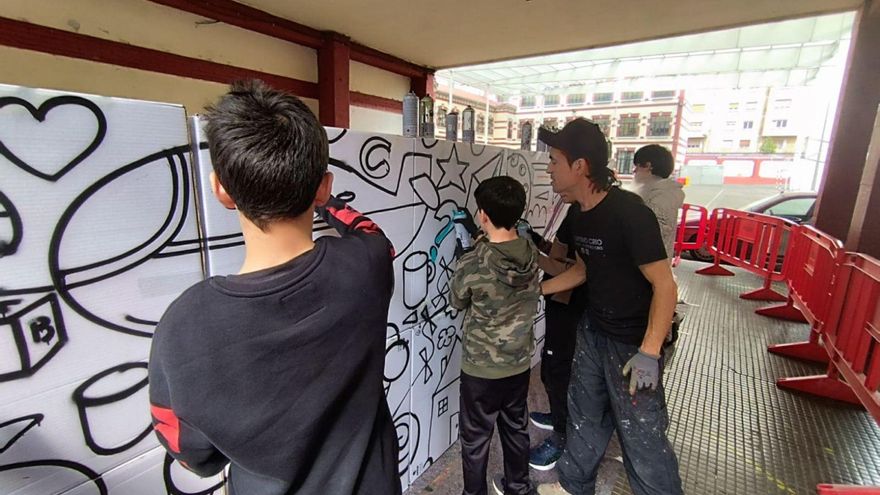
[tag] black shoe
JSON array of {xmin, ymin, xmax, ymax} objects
[
  {"xmin": 529, "ymin": 437, "xmax": 563, "ymax": 471},
  {"xmin": 492, "ymin": 474, "xmax": 506, "ymax": 495},
  {"xmin": 528, "ymin": 411, "xmax": 553, "ymax": 431}
]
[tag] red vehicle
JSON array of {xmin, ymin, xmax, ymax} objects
[{"xmin": 683, "ymin": 191, "xmax": 817, "ymax": 262}]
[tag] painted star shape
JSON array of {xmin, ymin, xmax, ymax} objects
[{"xmin": 436, "ymin": 146, "xmax": 469, "ymax": 193}]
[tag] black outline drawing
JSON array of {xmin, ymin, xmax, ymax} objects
[
  {"xmin": 163, "ymin": 454, "xmax": 225, "ymax": 495},
  {"xmin": 435, "ymin": 145, "xmax": 469, "ymax": 192},
  {"xmin": 0, "ymin": 95, "xmax": 107, "ymax": 181},
  {"xmin": 0, "ymin": 459, "xmax": 108, "ymax": 494},
  {"xmin": 0, "ymin": 189, "xmax": 22, "ymax": 257},
  {"xmin": 0, "ymin": 413, "xmax": 44, "ymax": 453},
  {"xmin": 72, "ymin": 362, "xmax": 152, "ymax": 456},
  {"xmin": 327, "ymin": 128, "xmax": 347, "ymax": 144},
  {"xmin": 44, "ymin": 145, "xmax": 194, "ymax": 338},
  {"xmin": 0, "ymin": 292, "xmax": 67, "ymax": 383}
]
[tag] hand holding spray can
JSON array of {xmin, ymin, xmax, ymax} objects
[{"xmin": 452, "ymin": 209, "xmax": 473, "ymax": 251}]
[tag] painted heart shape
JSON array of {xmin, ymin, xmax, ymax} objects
[{"xmin": 0, "ymin": 95, "xmax": 106, "ymax": 182}]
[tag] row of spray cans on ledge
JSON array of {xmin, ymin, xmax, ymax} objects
[{"xmin": 403, "ymin": 91, "xmax": 477, "ymax": 143}]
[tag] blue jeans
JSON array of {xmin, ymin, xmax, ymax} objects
[{"xmin": 557, "ymin": 317, "xmax": 683, "ymax": 495}]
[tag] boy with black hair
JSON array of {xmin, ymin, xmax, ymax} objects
[
  {"xmin": 631, "ymin": 144, "xmax": 685, "ymax": 260},
  {"xmin": 450, "ymin": 175, "xmax": 541, "ymax": 495},
  {"xmin": 148, "ymin": 80, "xmax": 400, "ymax": 495}
]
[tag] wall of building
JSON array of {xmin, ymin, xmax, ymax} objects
[{"xmin": 1, "ymin": 0, "xmax": 321, "ymax": 115}]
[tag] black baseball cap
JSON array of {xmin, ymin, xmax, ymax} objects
[{"xmin": 538, "ymin": 118, "xmax": 608, "ymax": 168}]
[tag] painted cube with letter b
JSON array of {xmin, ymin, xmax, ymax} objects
[{"xmin": 0, "ymin": 293, "xmax": 66, "ymax": 382}]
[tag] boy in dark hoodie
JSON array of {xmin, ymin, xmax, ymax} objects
[
  {"xmin": 450, "ymin": 176, "xmax": 541, "ymax": 495},
  {"xmin": 148, "ymin": 80, "xmax": 399, "ymax": 495}
]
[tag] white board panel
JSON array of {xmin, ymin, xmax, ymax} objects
[{"xmin": 0, "ymin": 84, "xmax": 204, "ymax": 494}]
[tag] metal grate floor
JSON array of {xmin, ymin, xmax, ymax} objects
[
  {"xmin": 406, "ymin": 260, "xmax": 880, "ymax": 495},
  {"xmin": 612, "ymin": 260, "xmax": 880, "ymax": 494}
]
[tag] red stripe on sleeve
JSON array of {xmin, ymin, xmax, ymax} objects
[
  {"xmin": 151, "ymin": 404, "xmax": 181, "ymax": 453},
  {"xmin": 328, "ymin": 205, "xmax": 362, "ymax": 226}
]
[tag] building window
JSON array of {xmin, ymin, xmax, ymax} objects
[
  {"xmin": 722, "ymin": 140, "xmax": 734, "ymax": 149},
  {"xmin": 743, "ymin": 120, "xmax": 754, "ymax": 129},
  {"xmin": 773, "ymin": 99, "xmax": 792, "ymax": 110},
  {"xmin": 691, "ymin": 104, "xmax": 706, "ymax": 113},
  {"xmin": 692, "ymin": 121, "xmax": 703, "ymax": 128},
  {"xmin": 592, "ymin": 115, "xmax": 611, "ymax": 137},
  {"xmin": 518, "ymin": 119, "xmax": 533, "ymax": 139},
  {"xmin": 477, "ymin": 114, "xmax": 485, "ymax": 135},
  {"xmin": 567, "ymin": 93, "xmax": 585, "ymax": 106},
  {"xmin": 648, "ymin": 114, "xmax": 672, "ymax": 136},
  {"xmin": 745, "ymin": 101, "xmax": 758, "ymax": 110},
  {"xmin": 592, "ymin": 92, "xmax": 613, "ymax": 104},
  {"xmin": 621, "ymin": 91, "xmax": 644, "ymax": 102},
  {"xmin": 437, "ymin": 107, "xmax": 447, "ymax": 127},
  {"xmin": 651, "ymin": 90, "xmax": 675, "ymax": 100},
  {"xmin": 507, "ymin": 121, "xmax": 513, "ymax": 139},
  {"xmin": 739, "ymin": 140, "xmax": 751, "ymax": 148},
  {"xmin": 542, "ymin": 117, "xmax": 559, "ymax": 130},
  {"xmin": 725, "ymin": 121, "xmax": 737, "ymax": 128},
  {"xmin": 617, "ymin": 115, "xmax": 639, "ymax": 137},
  {"xmin": 773, "ymin": 119, "xmax": 788, "ymax": 128},
  {"xmin": 544, "ymin": 95, "xmax": 560, "ymax": 107},
  {"xmin": 488, "ymin": 117, "xmax": 494, "ymax": 134},
  {"xmin": 616, "ymin": 149, "xmax": 635, "ymax": 174},
  {"xmin": 729, "ymin": 102, "xmax": 739, "ymax": 110},
  {"xmin": 521, "ymin": 95, "xmax": 536, "ymax": 108}
]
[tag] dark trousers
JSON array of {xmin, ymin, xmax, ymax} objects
[
  {"xmin": 540, "ymin": 299, "xmax": 580, "ymax": 441},
  {"xmin": 557, "ymin": 318, "xmax": 683, "ymax": 495},
  {"xmin": 460, "ymin": 370, "xmax": 531, "ymax": 495}
]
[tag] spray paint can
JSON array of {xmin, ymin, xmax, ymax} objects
[
  {"xmin": 520, "ymin": 121, "xmax": 533, "ymax": 150},
  {"xmin": 420, "ymin": 95, "xmax": 435, "ymax": 138},
  {"xmin": 461, "ymin": 105, "xmax": 475, "ymax": 143},
  {"xmin": 446, "ymin": 109, "xmax": 459, "ymax": 142},
  {"xmin": 516, "ymin": 220, "xmax": 530, "ymax": 238},
  {"xmin": 403, "ymin": 91, "xmax": 419, "ymax": 137},
  {"xmin": 452, "ymin": 209, "xmax": 472, "ymax": 250}
]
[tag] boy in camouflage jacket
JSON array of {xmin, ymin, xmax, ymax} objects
[{"xmin": 451, "ymin": 176, "xmax": 541, "ymax": 495}]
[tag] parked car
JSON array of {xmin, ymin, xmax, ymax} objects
[{"xmin": 682, "ymin": 191, "xmax": 817, "ymax": 262}]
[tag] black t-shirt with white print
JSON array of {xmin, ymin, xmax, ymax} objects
[{"xmin": 562, "ymin": 187, "xmax": 667, "ymax": 345}]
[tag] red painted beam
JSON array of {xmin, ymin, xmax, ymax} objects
[
  {"xmin": 0, "ymin": 16, "xmax": 319, "ymax": 99},
  {"xmin": 351, "ymin": 43, "xmax": 431, "ymax": 80},
  {"xmin": 318, "ymin": 33, "xmax": 350, "ymax": 128},
  {"xmin": 147, "ymin": 0, "xmax": 432, "ymax": 79},
  {"xmin": 411, "ymin": 73, "xmax": 435, "ymax": 98},
  {"xmin": 351, "ymin": 92, "xmax": 401, "ymax": 114},
  {"xmin": 148, "ymin": 0, "xmax": 323, "ymax": 49}
]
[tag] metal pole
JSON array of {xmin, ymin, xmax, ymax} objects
[
  {"xmin": 811, "ymin": 100, "xmax": 832, "ymax": 191},
  {"xmin": 484, "ymin": 85, "xmax": 491, "ymax": 144},
  {"xmin": 448, "ymin": 71, "xmax": 454, "ymax": 109}
]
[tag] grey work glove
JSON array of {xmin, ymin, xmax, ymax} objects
[{"xmin": 622, "ymin": 350, "xmax": 661, "ymax": 395}]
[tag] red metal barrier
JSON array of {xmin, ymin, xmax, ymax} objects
[
  {"xmin": 696, "ymin": 208, "xmax": 795, "ymax": 301},
  {"xmin": 759, "ymin": 226, "xmax": 845, "ymax": 363},
  {"xmin": 777, "ymin": 253, "xmax": 880, "ymax": 424},
  {"xmin": 818, "ymin": 485, "xmax": 880, "ymax": 494},
  {"xmin": 673, "ymin": 203, "xmax": 708, "ymax": 267}
]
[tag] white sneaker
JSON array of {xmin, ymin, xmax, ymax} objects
[{"xmin": 537, "ymin": 481, "xmax": 572, "ymax": 494}]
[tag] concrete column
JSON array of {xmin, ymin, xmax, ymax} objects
[
  {"xmin": 845, "ymin": 105, "xmax": 880, "ymax": 257},
  {"xmin": 813, "ymin": 0, "xmax": 880, "ymax": 241}
]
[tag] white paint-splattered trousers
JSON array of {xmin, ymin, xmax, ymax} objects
[{"xmin": 557, "ymin": 318, "xmax": 683, "ymax": 495}]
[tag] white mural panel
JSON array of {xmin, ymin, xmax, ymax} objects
[
  {"xmin": 1, "ymin": 83, "xmax": 551, "ymax": 494},
  {"xmin": 0, "ymin": 85, "xmax": 216, "ymax": 494},
  {"xmin": 384, "ymin": 327, "xmax": 413, "ymax": 492}
]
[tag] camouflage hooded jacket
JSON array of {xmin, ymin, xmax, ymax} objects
[{"xmin": 450, "ymin": 237, "xmax": 541, "ymax": 379}]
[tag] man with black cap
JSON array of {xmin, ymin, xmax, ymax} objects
[{"xmin": 535, "ymin": 118, "xmax": 683, "ymax": 495}]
